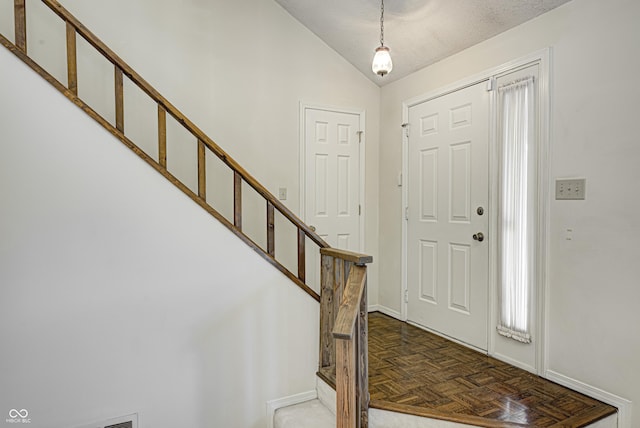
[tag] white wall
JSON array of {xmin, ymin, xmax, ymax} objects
[
  {"xmin": 51, "ymin": 0, "xmax": 381, "ymax": 301},
  {"xmin": 1, "ymin": 2, "xmax": 383, "ymax": 426},
  {"xmin": 6, "ymin": 0, "xmax": 639, "ymax": 424},
  {"xmin": 1, "ymin": 0, "xmax": 380, "ymax": 302},
  {"xmin": 0, "ymin": 44, "xmax": 321, "ymax": 428},
  {"xmin": 379, "ymin": 0, "xmax": 640, "ymax": 425}
]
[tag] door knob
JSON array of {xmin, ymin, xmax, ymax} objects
[
  {"xmin": 472, "ymin": 232, "xmax": 484, "ymax": 242},
  {"xmin": 310, "ymin": 225, "xmax": 316, "ymax": 232}
]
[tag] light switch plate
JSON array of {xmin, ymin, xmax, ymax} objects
[
  {"xmin": 278, "ymin": 187, "xmax": 287, "ymax": 200},
  {"xmin": 556, "ymin": 178, "xmax": 586, "ymax": 200}
]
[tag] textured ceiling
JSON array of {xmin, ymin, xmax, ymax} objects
[{"xmin": 274, "ymin": 0, "xmax": 572, "ymax": 86}]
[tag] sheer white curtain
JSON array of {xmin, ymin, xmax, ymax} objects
[{"xmin": 497, "ymin": 76, "xmax": 535, "ymax": 344}]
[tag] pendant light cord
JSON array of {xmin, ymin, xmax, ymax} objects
[{"xmin": 380, "ymin": 0, "xmax": 385, "ymax": 46}]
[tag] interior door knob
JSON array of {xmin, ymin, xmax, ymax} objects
[
  {"xmin": 472, "ymin": 232, "xmax": 484, "ymax": 242},
  {"xmin": 310, "ymin": 225, "xmax": 316, "ymax": 232}
]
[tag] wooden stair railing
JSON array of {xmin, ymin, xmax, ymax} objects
[
  {"xmin": 319, "ymin": 249, "xmax": 372, "ymax": 428},
  {"xmin": 1, "ymin": 0, "xmax": 329, "ymax": 302},
  {"xmin": 3, "ymin": 4, "xmax": 375, "ymax": 426}
]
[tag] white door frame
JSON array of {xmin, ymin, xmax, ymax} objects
[
  {"xmin": 400, "ymin": 49, "xmax": 550, "ymax": 375},
  {"xmin": 299, "ymin": 102, "xmax": 366, "ymax": 253}
]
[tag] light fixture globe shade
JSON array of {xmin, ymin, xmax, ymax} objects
[{"xmin": 372, "ymin": 45, "xmax": 392, "ymax": 76}]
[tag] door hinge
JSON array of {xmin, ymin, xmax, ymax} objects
[
  {"xmin": 404, "ymin": 289, "xmax": 409, "ymax": 303},
  {"xmin": 359, "ymin": 204, "xmax": 362, "ymax": 216},
  {"xmin": 357, "ymin": 130, "xmax": 363, "ymax": 143},
  {"xmin": 404, "ymin": 206, "xmax": 409, "ymax": 220},
  {"xmin": 401, "ymin": 123, "xmax": 410, "ymax": 138}
]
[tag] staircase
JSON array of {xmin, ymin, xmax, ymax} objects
[
  {"xmin": 1, "ymin": 3, "xmax": 618, "ymax": 428},
  {"xmin": 1, "ymin": 1, "xmax": 370, "ymax": 427},
  {"xmin": 274, "ymin": 378, "xmax": 480, "ymax": 428},
  {"xmin": 3, "ymin": 0, "xmax": 325, "ymax": 302}
]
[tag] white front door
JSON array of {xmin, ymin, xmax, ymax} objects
[
  {"xmin": 406, "ymin": 81, "xmax": 489, "ymax": 351},
  {"xmin": 303, "ymin": 107, "xmax": 362, "ymax": 252}
]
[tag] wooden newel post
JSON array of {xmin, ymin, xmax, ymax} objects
[
  {"xmin": 333, "ymin": 265, "xmax": 368, "ymax": 428},
  {"xmin": 336, "ymin": 334, "xmax": 357, "ymax": 428},
  {"xmin": 320, "ymin": 253, "xmax": 335, "ymax": 370},
  {"xmin": 358, "ymin": 280, "xmax": 369, "ymax": 428},
  {"xmin": 320, "ymin": 248, "xmax": 372, "ymax": 428}
]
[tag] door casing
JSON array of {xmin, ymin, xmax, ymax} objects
[
  {"xmin": 400, "ymin": 49, "xmax": 550, "ymax": 375},
  {"xmin": 299, "ymin": 102, "xmax": 366, "ymax": 253},
  {"xmin": 405, "ymin": 80, "xmax": 490, "ymax": 352}
]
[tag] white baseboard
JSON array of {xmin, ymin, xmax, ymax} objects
[
  {"xmin": 546, "ymin": 370, "xmax": 631, "ymax": 428},
  {"xmin": 265, "ymin": 390, "xmax": 317, "ymax": 428},
  {"xmin": 492, "ymin": 352, "xmax": 536, "ymax": 374},
  {"xmin": 369, "ymin": 304, "xmax": 402, "ymax": 320}
]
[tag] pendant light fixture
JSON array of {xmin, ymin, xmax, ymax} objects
[{"xmin": 372, "ymin": 0, "xmax": 392, "ymax": 77}]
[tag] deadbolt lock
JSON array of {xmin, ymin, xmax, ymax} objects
[{"xmin": 477, "ymin": 206, "xmax": 484, "ymax": 216}]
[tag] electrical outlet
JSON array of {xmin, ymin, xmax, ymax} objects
[
  {"xmin": 555, "ymin": 178, "xmax": 586, "ymax": 200},
  {"xmin": 565, "ymin": 228, "xmax": 573, "ymax": 241}
]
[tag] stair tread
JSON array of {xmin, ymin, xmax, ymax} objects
[{"xmin": 274, "ymin": 399, "xmax": 334, "ymax": 428}]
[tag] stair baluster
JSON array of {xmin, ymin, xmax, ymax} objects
[
  {"xmin": 14, "ymin": 0, "xmax": 26, "ymax": 52},
  {"xmin": 65, "ymin": 22, "xmax": 77, "ymax": 95},
  {"xmin": 2, "ymin": 4, "xmax": 374, "ymax": 426},
  {"xmin": 2, "ymin": 0, "xmax": 330, "ymax": 302}
]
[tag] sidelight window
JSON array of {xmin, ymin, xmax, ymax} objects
[{"xmin": 496, "ymin": 76, "xmax": 536, "ymax": 344}]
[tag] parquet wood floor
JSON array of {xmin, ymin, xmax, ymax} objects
[{"xmin": 366, "ymin": 312, "xmax": 616, "ymax": 427}]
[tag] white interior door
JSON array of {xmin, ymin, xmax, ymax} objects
[
  {"xmin": 304, "ymin": 108, "xmax": 361, "ymax": 252},
  {"xmin": 406, "ymin": 81, "xmax": 489, "ymax": 350}
]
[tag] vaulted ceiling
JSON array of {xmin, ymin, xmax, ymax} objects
[{"xmin": 274, "ymin": 0, "xmax": 572, "ymax": 85}]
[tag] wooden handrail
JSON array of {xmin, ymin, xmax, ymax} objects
[
  {"xmin": 2, "ymin": 0, "xmax": 330, "ymax": 302},
  {"xmin": 3, "ymin": 6, "xmax": 375, "ymax": 425},
  {"xmin": 333, "ymin": 267, "xmax": 367, "ymax": 340},
  {"xmin": 320, "ymin": 248, "xmax": 373, "ymax": 266},
  {"xmin": 41, "ymin": 0, "xmax": 329, "ymax": 250}
]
